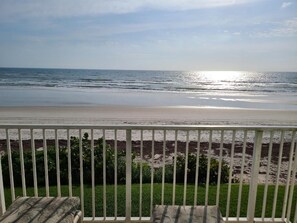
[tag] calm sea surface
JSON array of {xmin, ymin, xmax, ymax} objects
[{"xmin": 0, "ymin": 68, "xmax": 297, "ymax": 109}]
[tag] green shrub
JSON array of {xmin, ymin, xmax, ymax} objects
[
  {"xmin": 130, "ymin": 154, "xmax": 230, "ymax": 185},
  {"xmin": 1, "ymin": 133, "xmax": 126, "ymax": 186},
  {"xmin": 175, "ymin": 153, "xmax": 230, "ymax": 184},
  {"xmin": 1, "ymin": 134, "xmax": 230, "ymax": 187}
]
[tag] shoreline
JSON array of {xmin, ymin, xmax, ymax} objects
[{"xmin": 1, "ymin": 86, "xmax": 297, "ymax": 110}]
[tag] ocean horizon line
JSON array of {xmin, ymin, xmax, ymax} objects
[{"xmin": 1, "ymin": 66, "xmax": 297, "ymax": 73}]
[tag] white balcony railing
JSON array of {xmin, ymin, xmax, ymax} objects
[{"xmin": 0, "ymin": 125, "xmax": 296, "ymax": 223}]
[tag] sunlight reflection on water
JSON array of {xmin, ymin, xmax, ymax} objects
[{"xmin": 181, "ymin": 71, "xmax": 274, "ymax": 92}]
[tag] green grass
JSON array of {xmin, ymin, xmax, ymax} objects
[{"xmin": 4, "ymin": 184, "xmax": 297, "ymax": 220}]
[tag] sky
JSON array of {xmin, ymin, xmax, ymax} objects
[{"xmin": 0, "ymin": 0, "xmax": 296, "ymax": 71}]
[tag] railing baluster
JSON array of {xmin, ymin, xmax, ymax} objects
[
  {"xmin": 79, "ymin": 129, "xmax": 84, "ymax": 218},
  {"xmin": 139, "ymin": 130, "xmax": 143, "ymax": 220},
  {"xmin": 91, "ymin": 129, "xmax": 95, "ymax": 220},
  {"xmin": 18, "ymin": 129, "xmax": 26, "ymax": 196},
  {"xmin": 237, "ymin": 130, "xmax": 247, "ymax": 219},
  {"xmin": 126, "ymin": 129, "xmax": 132, "ymax": 222},
  {"xmin": 6, "ymin": 129, "xmax": 15, "ymax": 202},
  {"xmin": 294, "ymin": 197, "xmax": 297, "ymax": 223},
  {"xmin": 0, "ymin": 152, "xmax": 6, "ymax": 214},
  {"xmin": 272, "ymin": 131, "xmax": 285, "ymax": 220},
  {"xmin": 43, "ymin": 129, "xmax": 49, "ymax": 197},
  {"xmin": 282, "ymin": 130, "xmax": 296, "ymax": 220},
  {"xmin": 67, "ymin": 129, "xmax": 72, "ymax": 197},
  {"xmin": 103, "ymin": 129, "xmax": 107, "ymax": 220},
  {"xmin": 0, "ymin": 124, "xmax": 295, "ymax": 222},
  {"xmin": 161, "ymin": 130, "xmax": 166, "ymax": 205},
  {"xmin": 183, "ymin": 131, "xmax": 189, "ymax": 206},
  {"xmin": 262, "ymin": 131, "xmax": 274, "ymax": 220},
  {"xmin": 31, "ymin": 129, "xmax": 38, "ymax": 197},
  {"xmin": 247, "ymin": 130, "xmax": 263, "ymax": 223},
  {"xmin": 226, "ymin": 130, "xmax": 235, "ymax": 220},
  {"xmin": 216, "ymin": 130, "xmax": 224, "ymax": 206},
  {"xmin": 150, "ymin": 130, "xmax": 155, "ymax": 217},
  {"xmin": 194, "ymin": 130, "xmax": 201, "ymax": 206},
  {"xmin": 286, "ymin": 135, "xmax": 297, "ymax": 221},
  {"xmin": 172, "ymin": 130, "xmax": 177, "ymax": 205},
  {"xmin": 205, "ymin": 130, "xmax": 213, "ymax": 206},
  {"xmin": 114, "ymin": 130, "xmax": 118, "ymax": 220},
  {"xmin": 55, "ymin": 129, "xmax": 61, "ymax": 197}
]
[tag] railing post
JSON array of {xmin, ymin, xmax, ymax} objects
[
  {"xmin": 0, "ymin": 153, "xmax": 6, "ymax": 216},
  {"xmin": 126, "ymin": 129, "xmax": 132, "ymax": 223},
  {"xmin": 247, "ymin": 130, "xmax": 263, "ymax": 223}
]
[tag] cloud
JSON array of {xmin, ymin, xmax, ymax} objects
[
  {"xmin": 273, "ymin": 17, "xmax": 297, "ymax": 36},
  {"xmin": 281, "ymin": 2, "xmax": 292, "ymax": 8},
  {"xmin": 0, "ymin": 0, "xmax": 255, "ymax": 19},
  {"xmin": 249, "ymin": 17, "xmax": 297, "ymax": 38}
]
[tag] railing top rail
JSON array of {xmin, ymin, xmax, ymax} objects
[{"xmin": 0, "ymin": 124, "xmax": 296, "ymax": 131}]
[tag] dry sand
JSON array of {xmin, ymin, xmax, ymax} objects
[{"xmin": 0, "ymin": 105, "xmax": 296, "ymax": 126}]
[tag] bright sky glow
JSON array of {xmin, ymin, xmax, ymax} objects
[{"xmin": 0, "ymin": 0, "xmax": 296, "ymax": 71}]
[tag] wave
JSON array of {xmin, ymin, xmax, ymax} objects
[{"xmin": 0, "ymin": 68, "xmax": 297, "ymax": 95}]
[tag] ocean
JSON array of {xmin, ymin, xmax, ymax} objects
[{"xmin": 0, "ymin": 67, "xmax": 297, "ymax": 110}]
